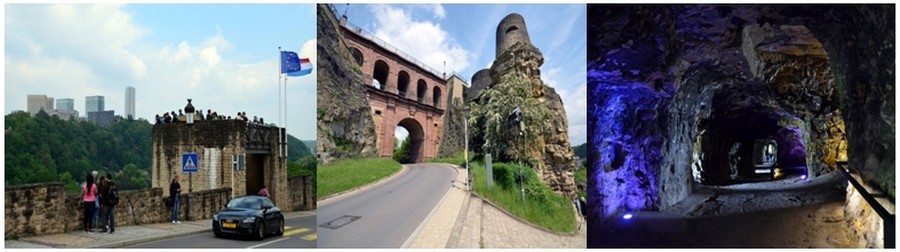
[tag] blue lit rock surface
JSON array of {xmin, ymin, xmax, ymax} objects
[{"xmin": 587, "ymin": 4, "xmax": 893, "ymax": 227}]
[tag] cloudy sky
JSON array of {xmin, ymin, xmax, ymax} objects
[
  {"xmin": 339, "ymin": 4, "xmax": 587, "ymax": 145},
  {"xmin": 5, "ymin": 4, "xmax": 318, "ymax": 140}
]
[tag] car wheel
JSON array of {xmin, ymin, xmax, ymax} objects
[
  {"xmin": 214, "ymin": 231, "xmax": 223, "ymax": 238},
  {"xmin": 275, "ymin": 217, "xmax": 284, "ymax": 236},
  {"xmin": 256, "ymin": 221, "xmax": 266, "ymax": 240}
]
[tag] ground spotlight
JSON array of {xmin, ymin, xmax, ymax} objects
[{"xmin": 622, "ymin": 213, "xmax": 633, "ymax": 220}]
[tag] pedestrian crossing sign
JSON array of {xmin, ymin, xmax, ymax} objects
[{"xmin": 182, "ymin": 153, "xmax": 198, "ymax": 173}]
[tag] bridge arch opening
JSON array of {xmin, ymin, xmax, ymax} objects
[
  {"xmin": 393, "ymin": 118, "xmax": 425, "ymax": 163},
  {"xmin": 374, "ymin": 60, "xmax": 390, "ymax": 91},
  {"xmin": 398, "ymin": 70, "xmax": 410, "ymax": 97},
  {"xmin": 416, "ymin": 80, "xmax": 427, "ymax": 103}
]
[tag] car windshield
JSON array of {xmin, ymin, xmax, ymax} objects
[{"xmin": 227, "ymin": 197, "xmax": 263, "ymax": 210}]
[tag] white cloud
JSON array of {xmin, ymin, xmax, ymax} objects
[
  {"xmin": 369, "ymin": 4, "xmax": 470, "ymax": 76},
  {"xmin": 5, "ymin": 5, "xmax": 300, "ymax": 134}
]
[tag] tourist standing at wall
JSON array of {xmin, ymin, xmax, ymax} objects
[
  {"xmin": 101, "ymin": 174, "xmax": 118, "ymax": 234},
  {"xmin": 82, "ymin": 173, "xmax": 97, "ymax": 233},
  {"xmin": 169, "ymin": 175, "xmax": 182, "ymax": 224}
]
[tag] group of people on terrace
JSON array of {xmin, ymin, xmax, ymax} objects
[{"xmin": 154, "ymin": 110, "xmax": 266, "ymax": 126}]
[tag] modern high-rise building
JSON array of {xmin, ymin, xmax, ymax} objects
[
  {"xmin": 26, "ymin": 94, "xmax": 54, "ymax": 115},
  {"xmin": 125, "ymin": 86, "xmax": 135, "ymax": 119},
  {"xmin": 86, "ymin": 95, "xmax": 104, "ymax": 114},
  {"xmin": 56, "ymin": 98, "xmax": 75, "ymax": 111}
]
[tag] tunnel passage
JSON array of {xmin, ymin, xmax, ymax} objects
[
  {"xmin": 393, "ymin": 118, "xmax": 425, "ymax": 163},
  {"xmin": 697, "ymin": 106, "xmax": 809, "ymax": 185}
]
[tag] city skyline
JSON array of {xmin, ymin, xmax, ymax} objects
[{"xmin": 5, "ymin": 4, "xmax": 317, "ymax": 140}]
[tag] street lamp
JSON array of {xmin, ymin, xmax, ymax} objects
[
  {"xmin": 464, "ymin": 105, "xmax": 471, "ymax": 191},
  {"xmin": 184, "ymin": 99, "xmax": 195, "ymax": 221}
]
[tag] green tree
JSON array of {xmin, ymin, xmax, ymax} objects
[
  {"xmin": 470, "ymin": 73, "xmax": 551, "ymax": 163},
  {"xmin": 393, "ymin": 137, "xmax": 411, "ymax": 164}
]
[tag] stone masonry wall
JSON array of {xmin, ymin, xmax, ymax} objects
[
  {"xmin": 5, "ymin": 183, "xmax": 230, "ymax": 239},
  {"xmin": 288, "ymin": 175, "xmax": 315, "ymax": 211}
]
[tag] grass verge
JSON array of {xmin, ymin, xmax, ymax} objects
[
  {"xmin": 469, "ymin": 160, "xmax": 576, "ymax": 233},
  {"xmin": 426, "ymin": 151, "xmax": 468, "ymax": 166},
  {"xmin": 317, "ymin": 157, "xmax": 402, "ymax": 198}
]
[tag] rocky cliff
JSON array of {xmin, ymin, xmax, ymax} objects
[
  {"xmin": 471, "ymin": 40, "xmax": 578, "ymax": 198},
  {"xmin": 316, "ymin": 4, "xmax": 377, "ymax": 163}
]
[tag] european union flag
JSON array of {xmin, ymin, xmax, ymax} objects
[{"xmin": 281, "ymin": 51, "xmax": 302, "ymax": 75}]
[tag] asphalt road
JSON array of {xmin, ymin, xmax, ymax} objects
[
  {"xmin": 317, "ymin": 163, "xmax": 457, "ymax": 248},
  {"xmin": 130, "ymin": 215, "xmax": 317, "ymax": 248}
]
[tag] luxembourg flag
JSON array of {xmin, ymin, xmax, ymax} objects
[
  {"xmin": 292, "ymin": 58, "xmax": 313, "ymax": 77},
  {"xmin": 294, "ymin": 58, "xmax": 312, "ymax": 76}
]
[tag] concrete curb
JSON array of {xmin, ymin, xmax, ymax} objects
[{"xmin": 86, "ymin": 228, "xmax": 211, "ymax": 248}]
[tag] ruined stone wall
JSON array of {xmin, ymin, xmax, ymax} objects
[
  {"xmin": 482, "ymin": 40, "xmax": 578, "ymax": 198},
  {"xmin": 288, "ymin": 175, "xmax": 315, "ymax": 211},
  {"xmin": 5, "ymin": 183, "xmax": 230, "ymax": 238}
]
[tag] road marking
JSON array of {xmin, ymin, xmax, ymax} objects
[
  {"xmin": 247, "ymin": 237, "xmax": 290, "ymax": 249},
  {"xmin": 301, "ymin": 233, "xmax": 317, "ymax": 241},
  {"xmin": 283, "ymin": 227, "xmax": 310, "ymax": 237}
]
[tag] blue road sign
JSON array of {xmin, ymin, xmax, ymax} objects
[{"xmin": 182, "ymin": 153, "xmax": 198, "ymax": 173}]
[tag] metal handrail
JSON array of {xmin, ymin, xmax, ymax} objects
[{"xmin": 837, "ymin": 161, "xmax": 895, "ymax": 248}]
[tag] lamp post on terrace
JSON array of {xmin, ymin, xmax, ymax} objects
[
  {"xmin": 184, "ymin": 99, "xmax": 195, "ymax": 221},
  {"xmin": 464, "ymin": 105, "xmax": 471, "ymax": 191}
]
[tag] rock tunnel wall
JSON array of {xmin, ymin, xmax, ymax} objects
[{"xmin": 587, "ymin": 5, "xmax": 891, "ymax": 226}]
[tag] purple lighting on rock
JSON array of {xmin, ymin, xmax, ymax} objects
[{"xmin": 623, "ymin": 213, "xmax": 634, "ymax": 220}]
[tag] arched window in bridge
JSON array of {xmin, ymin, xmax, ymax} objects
[
  {"xmin": 373, "ymin": 60, "xmax": 389, "ymax": 91},
  {"xmin": 416, "ymin": 79, "xmax": 427, "ymax": 103},
  {"xmin": 397, "ymin": 70, "xmax": 410, "ymax": 98}
]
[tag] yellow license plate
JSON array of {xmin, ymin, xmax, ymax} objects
[{"xmin": 223, "ymin": 222, "xmax": 237, "ymax": 229}]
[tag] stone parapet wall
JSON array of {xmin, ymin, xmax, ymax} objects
[
  {"xmin": 288, "ymin": 175, "xmax": 315, "ymax": 211},
  {"xmin": 5, "ymin": 183, "xmax": 231, "ymax": 239}
]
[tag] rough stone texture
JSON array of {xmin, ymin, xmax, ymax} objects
[
  {"xmin": 496, "ymin": 13, "xmax": 532, "ymax": 59},
  {"xmin": 152, "ymin": 120, "xmax": 291, "ymax": 210},
  {"xmin": 437, "ymin": 75, "xmax": 467, "ymax": 158},
  {"xmin": 475, "ymin": 38, "xmax": 577, "ymax": 197},
  {"xmin": 844, "ymin": 177, "xmax": 894, "ymax": 248},
  {"xmin": 465, "ymin": 69, "xmax": 491, "ymax": 101},
  {"xmin": 586, "ymin": 8, "xmax": 893, "ymax": 246},
  {"xmin": 316, "ymin": 4, "xmax": 378, "ymax": 164},
  {"xmin": 288, "ymin": 175, "xmax": 315, "ymax": 211},
  {"xmin": 5, "ymin": 183, "xmax": 230, "ymax": 239}
]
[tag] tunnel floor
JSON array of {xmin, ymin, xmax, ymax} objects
[{"xmin": 590, "ymin": 171, "xmax": 857, "ymax": 248}]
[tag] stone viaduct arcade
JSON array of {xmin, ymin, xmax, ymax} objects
[{"xmin": 338, "ymin": 16, "xmax": 466, "ymax": 163}]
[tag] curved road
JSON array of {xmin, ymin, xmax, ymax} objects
[{"xmin": 317, "ymin": 163, "xmax": 457, "ymax": 248}]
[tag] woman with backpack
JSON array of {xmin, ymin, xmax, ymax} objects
[{"xmin": 82, "ymin": 173, "xmax": 98, "ymax": 233}]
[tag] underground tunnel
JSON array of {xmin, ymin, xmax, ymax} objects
[{"xmin": 586, "ymin": 5, "xmax": 894, "ymax": 248}]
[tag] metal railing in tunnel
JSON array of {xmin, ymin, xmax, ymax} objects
[{"xmin": 837, "ymin": 161, "xmax": 895, "ymax": 248}]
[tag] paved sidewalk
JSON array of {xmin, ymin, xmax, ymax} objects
[
  {"xmin": 407, "ymin": 164, "xmax": 586, "ymax": 248},
  {"xmin": 407, "ymin": 164, "xmax": 469, "ymax": 248},
  {"xmin": 5, "ymin": 211, "xmax": 316, "ymax": 248}
]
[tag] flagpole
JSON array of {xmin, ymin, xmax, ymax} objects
[
  {"xmin": 278, "ymin": 47, "xmax": 283, "ymax": 159},
  {"xmin": 284, "ymin": 73, "xmax": 288, "ymax": 159}
]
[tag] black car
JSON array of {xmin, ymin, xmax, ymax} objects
[{"xmin": 212, "ymin": 195, "xmax": 284, "ymax": 240}]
